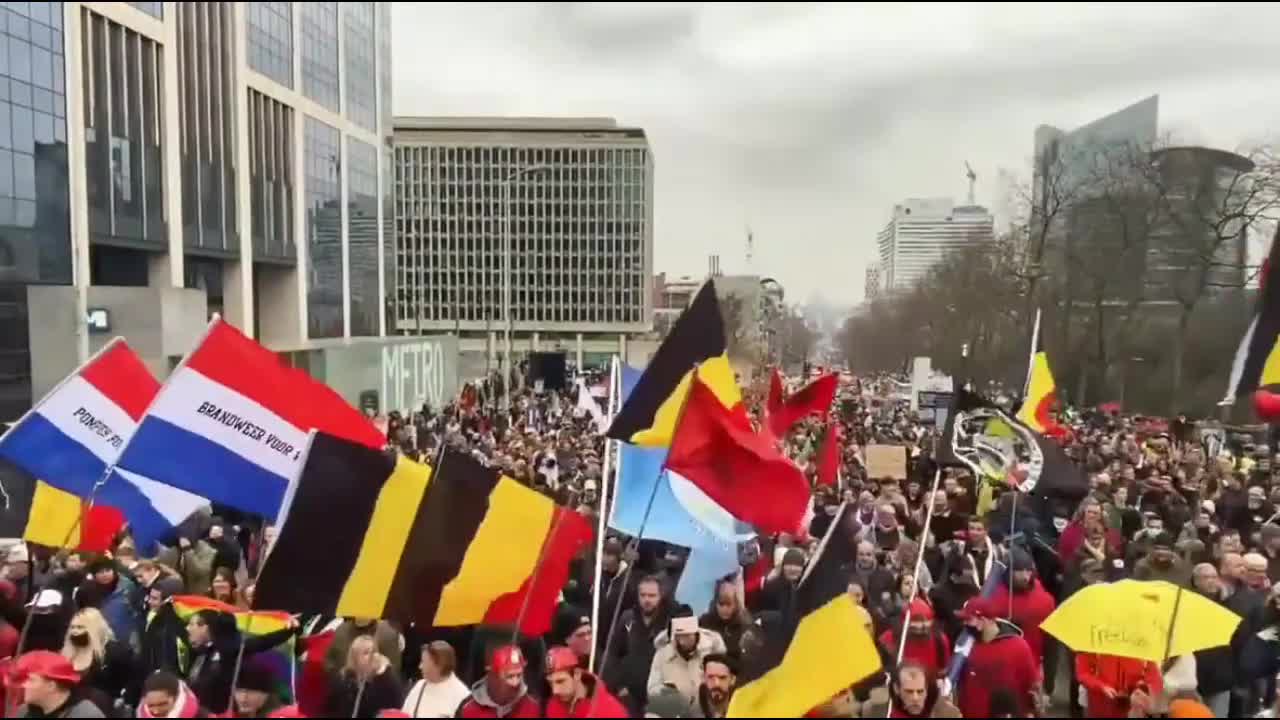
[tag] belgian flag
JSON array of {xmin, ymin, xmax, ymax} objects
[
  {"xmin": 607, "ymin": 280, "xmax": 741, "ymax": 447},
  {"xmin": 727, "ymin": 503, "xmax": 882, "ymax": 717},
  {"xmin": 1016, "ymin": 310, "xmax": 1060, "ymax": 435},
  {"xmin": 1226, "ymin": 223, "xmax": 1280, "ymax": 418},
  {"xmin": 254, "ymin": 435, "xmax": 592, "ymax": 637}
]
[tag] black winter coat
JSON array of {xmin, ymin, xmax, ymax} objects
[{"xmin": 325, "ymin": 668, "xmax": 404, "ymax": 718}]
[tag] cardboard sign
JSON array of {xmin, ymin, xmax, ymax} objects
[{"xmin": 865, "ymin": 443, "xmax": 907, "ymax": 480}]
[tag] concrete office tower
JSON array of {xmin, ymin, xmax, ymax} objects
[
  {"xmin": 2, "ymin": 3, "xmax": 458, "ymax": 420},
  {"xmin": 392, "ymin": 117, "xmax": 655, "ymax": 373},
  {"xmin": 876, "ymin": 198, "xmax": 994, "ymax": 293}
]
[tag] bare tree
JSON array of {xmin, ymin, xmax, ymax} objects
[{"xmin": 1144, "ymin": 143, "xmax": 1280, "ymax": 410}]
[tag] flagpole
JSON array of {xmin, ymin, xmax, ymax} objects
[
  {"xmin": 598, "ymin": 363, "xmax": 699, "ymax": 680},
  {"xmin": 588, "ymin": 355, "xmax": 620, "ymax": 674},
  {"xmin": 894, "ymin": 468, "xmax": 942, "ymax": 662},
  {"xmin": 1022, "ymin": 309, "xmax": 1041, "ymax": 400}
]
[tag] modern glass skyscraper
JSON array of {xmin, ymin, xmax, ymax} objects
[{"xmin": 1, "ymin": 2, "xmax": 399, "ymax": 419}]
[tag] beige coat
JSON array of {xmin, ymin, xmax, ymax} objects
[{"xmin": 646, "ymin": 628, "xmax": 727, "ymax": 713}]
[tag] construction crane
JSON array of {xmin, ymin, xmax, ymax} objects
[{"xmin": 965, "ymin": 162, "xmax": 977, "ymax": 205}]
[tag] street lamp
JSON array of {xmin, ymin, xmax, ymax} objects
[{"xmin": 503, "ymin": 164, "xmax": 550, "ymax": 410}]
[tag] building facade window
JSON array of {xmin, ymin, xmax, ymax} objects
[
  {"xmin": 347, "ymin": 137, "xmax": 377, "ymax": 336},
  {"xmin": 245, "ymin": 1, "xmax": 292, "ymax": 88},
  {"xmin": 177, "ymin": 2, "xmax": 237, "ymax": 256},
  {"xmin": 392, "ymin": 138, "xmax": 650, "ymax": 332},
  {"xmin": 82, "ymin": 9, "xmax": 165, "ymax": 250},
  {"xmin": 304, "ymin": 116, "xmax": 342, "ymax": 339},
  {"xmin": 127, "ymin": 2, "xmax": 162, "ymax": 18},
  {"xmin": 248, "ymin": 89, "xmax": 294, "ymax": 262},
  {"xmin": 342, "ymin": 2, "xmax": 375, "ymax": 132},
  {"xmin": 0, "ymin": 0, "xmax": 72, "ymax": 419},
  {"xmin": 299, "ymin": 2, "xmax": 339, "ymax": 113}
]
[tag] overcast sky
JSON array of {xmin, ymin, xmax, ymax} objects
[{"xmin": 391, "ymin": 2, "xmax": 1280, "ymax": 306}]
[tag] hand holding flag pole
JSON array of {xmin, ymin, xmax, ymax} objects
[{"xmin": 598, "ymin": 363, "xmax": 700, "ymax": 680}]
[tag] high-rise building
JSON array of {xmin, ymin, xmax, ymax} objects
[
  {"xmin": 1, "ymin": 3, "xmax": 458, "ymax": 420},
  {"xmin": 392, "ymin": 116, "xmax": 654, "ymax": 372},
  {"xmin": 876, "ymin": 198, "xmax": 994, "ymax": 293}
]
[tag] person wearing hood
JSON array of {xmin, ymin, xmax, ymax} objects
[
  {"xmin": 11, "ymin": 650, "xmax": 105, "ymax": 719},
  {"xmin": 755, "ymin": 548, "xmax": 807, "ymax": 614},
  {"xmin": 862, "ymin": 662, "xmax": 960, "ymax": 719},
  {"xmin": 401, "ymin": 641, "xmax": 469, "ymax": 718},
  {"xmin": 877, "ymin": 599, "xmax": 951, "ymax": 679},
  {"xmin": 75, "ymin": 557, "xmax": 140, "ymax": 650},
  {"xmin": 137, "ymin": 671, "xmax": 210, "ymax": 719},
  {"xmin": 699, "ymin": 580, "xmax": 751, "ymax": 660},
  {"xmin": 457, "ymin": 645, "xmax": 540, "ymax": 719},
  {"xmin": 954, "ymin": 597, "xmax": 1040, "ymax": 718},
  {"xmin": 180, "ymin": 608, "xmax": 297, "ymax": 714},
  {"xmin": 646, "ymin": 612, "xmax": 727, "ymax": 714},
  {"xmin": 228, "ymin": 659, "xmax": 284, "ymax": 718},
  {"xmin": 543, "ymin": 645, "xmax": 628, "ymax": 718},
  {"xmin": 325, "ymin": 635, "xmax": 403, "ymax": 718},
  {"xmin": 986, "ymin": 546, "xmax": 1056, "ymax": 669}
]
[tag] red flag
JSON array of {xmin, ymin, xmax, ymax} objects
[
  {"xmin": 767, "ymin": 373, "xmax": 839, "ymax": 439},
  {"xmin": 481, "ymin": 506, "xmax": 594, "ymax": 636},
  {"xmin": 296, "ymin": 630, "xmax": 336, "ymax": 716},
  {"xmin": 666, "ymin": 379, "xmax": 810, "ymax": 534},
  {"xmin": 767, "ymin": 369, "xmax": 784, "ymax": 418},
  {"xmin": 816, "ymin": 424, "xmax": 841, "ymax": 489},
  {"xmin": 78, "ymin": 506, "xmax": 125, "ymax": 553}
]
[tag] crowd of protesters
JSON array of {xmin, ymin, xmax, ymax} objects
[{"xmin": 1, "ymin": 369, "xmax": 1278, "ymax": 718}]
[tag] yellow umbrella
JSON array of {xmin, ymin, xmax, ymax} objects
[{"xmin": 1041, "ymin": 580, "xmax": 1241, "ymax": 663}]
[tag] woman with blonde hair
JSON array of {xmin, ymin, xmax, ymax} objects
[
  {"xmin": 325, "ymin": 634, "xmax": 404, "ymax": 717},
  {"xmin": 61, "ymin": 607, "xmax": 135, "ymax": 713}
]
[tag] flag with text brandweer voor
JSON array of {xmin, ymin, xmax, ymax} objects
[
  {"xmin": 113, "ymin": 317, "xmax": 386, "ymax": 520},
  {"xmin": 0, "ymin": 339, "xmax": 206, "ymax": 550}
]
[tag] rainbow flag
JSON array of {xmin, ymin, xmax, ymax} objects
[{"xmin": 172, "ymin": 595, "xmax": 295, "ymax": 701}]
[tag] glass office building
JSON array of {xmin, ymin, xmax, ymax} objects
[{"xmin": 2, "ymin": 2, "xmax": 399, "ymax": 419}]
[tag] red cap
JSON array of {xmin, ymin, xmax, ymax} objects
[
  {"xmin": 267, "ymin": 707, "xmax": 308, "ymax": 719},
  {"xmin": 545, "ymin": 646, "xmax": 579, "ymax": 675},
  {"xmin": 956, "ymin": 597, "xmax": 1002, "ymax": 622},
  {"xmin": 10, "ymin": 651, "xmax": 80, "ymax": 685},
  {"xmin": 907, "ymin": 598, "xmax": 934, "ymax": 621},
  {"xmin": 490, "ymin": 645, "xmax": 526, "ymax": 674}
]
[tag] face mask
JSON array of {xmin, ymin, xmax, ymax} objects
[{"xmin": 69, "ymin": 632, "xmax": 90, "ymax": 648}]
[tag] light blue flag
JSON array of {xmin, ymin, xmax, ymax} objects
[{"xmin": 608, "ymin": 364, "xmax": 753, "ymax": 610}]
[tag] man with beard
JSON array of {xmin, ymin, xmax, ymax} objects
[
  {"xmin": 954, "ymin": 597, "xmax": 1040, "ymax": 718},
  {"xmin": 605, "ymin": 576, "xmax": 672, "ymax": 715},
  {"xmin": 457, "ymin": 645, "xmax": 540, "ymax": 718},
  {"xmin": 987, "ymin": 547, "xmax": 1056, "ymax": 671},
  {"xmin": 878, "ymin": 599, "xmax": 951, "ymax": 678},
  {"xmin": 888, "ymin": 662, "xmax": 960, "ymax": 718},
  {"xmin": 696, "ymin": 653, "xmax": 737, "ymax": 718},
  {"xmin": 542, "ymin": 646, "xmax": 627, "ymax": 718},
  {"xmin": 1133, "ymin": 532, "xmax": 1191, "ymax": 586}
]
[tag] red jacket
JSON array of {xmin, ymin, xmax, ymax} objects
[
  {"xmin": 986, "ymin": 578, "xmax": 1055, "ymax": 667},
  {"xmin": 878, "ymin": 628, "xmax": 952, "ymax": 679},
  {"xmin": 457, "ymin": 684, "xmax": 541, "ymax": 719},
  {"xmin": 1075, "ymin": 653, "xmax": 1162, "ymax": 719},
  {"xmin": 543, "ymin": 674, "xmax": 629, "ymax": 718},
  {"xmin": 956, "ymin": 624, "xmax": 1038, "ymax": 719}
]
